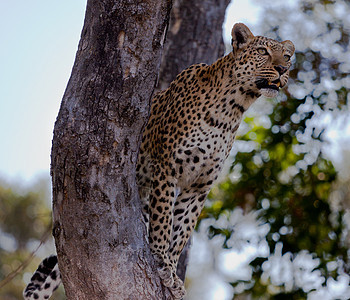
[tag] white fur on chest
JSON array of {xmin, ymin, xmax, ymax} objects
[{"xmin": 174, "ymin": 119, "xmax": 239, "ymax": 189}]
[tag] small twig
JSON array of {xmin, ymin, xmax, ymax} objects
[{"xmin": 0, "ymin": 228, "xmax": 52, "ymax": 289}]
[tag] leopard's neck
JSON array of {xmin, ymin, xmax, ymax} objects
[{"xmin": 207, "ymin": 52, "xmax": 261, "ymax": 112}]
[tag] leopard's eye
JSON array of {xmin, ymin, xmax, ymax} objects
[
  {"xmin": 284, "ymin": 54, "xmax": 291, "ymax": 62},
  {"xmin": 257, "ymin": 48, "xmax": 269, "ymax": 55}
]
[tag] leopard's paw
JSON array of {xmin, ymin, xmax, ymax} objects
[
  {"xmin": 158, "ymin": 265, "xmax": 174, "ymax": 287},
  {"xmin": 170, "ymin": 275, "xmax": 186, "ymax": 299}
]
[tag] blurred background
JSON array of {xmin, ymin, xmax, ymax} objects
[{"xmin": 1, "ymin": 0, "xmax": 350, "ymax": 299}]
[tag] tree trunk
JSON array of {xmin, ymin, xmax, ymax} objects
[
  {"xmin": 157, "ymin": 0, "xmax": 230, "ymax": 92},
  {"xmin": 159, "ymin": 0, "xmax": 231, "ymax": 280},
  {"xmin": 51, "ymin": 0, "xmax": 173, "ymax": 299}
]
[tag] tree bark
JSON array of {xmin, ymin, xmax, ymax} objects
[
  {"xmin": 157, "ymin": 0, "xmax": 230, "ymax": 92},
  {"xmin": 51, "ymin": 0, "xmax": 173, "ymax": 299},
  {"xmin": 159, "ymin": 0, "xmax": 231, "ymax": 280}
]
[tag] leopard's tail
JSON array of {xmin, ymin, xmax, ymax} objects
[{"xmin": 23, "ymin": 255, "xmax": 61, "ymax": 300}]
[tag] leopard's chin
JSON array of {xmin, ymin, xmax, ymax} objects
[
  {"xmin": 260, "ymin": 88, "xmax": 279, "ymax": 98},
  {"xmin": 256, "ymin": 78, "xmax": 281, "ymax": 98}
]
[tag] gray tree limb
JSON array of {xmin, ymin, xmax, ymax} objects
[{"xmin": 51, "ymin": 0, "xmax": 173, "ymax": 299}]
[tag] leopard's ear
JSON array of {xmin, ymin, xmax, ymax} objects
[
  {"xmin": 282, "ymin": 40, "xmax": 295, "ymax": 55},
  {"xmin": 231, "ymin": 23, "xmax": 254, "ymax": 53}
]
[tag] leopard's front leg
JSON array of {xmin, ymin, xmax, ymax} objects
[
  {"xmin": 148, "ymin": 163, "xmax": 178, "ymax": 289},
  {"xmin": 167, "ymin": 187, "xmax": 210, "ymax": 300},
  {"xmin": 168, "ymin": 187, "xmax": 209, "ymax": 270}
]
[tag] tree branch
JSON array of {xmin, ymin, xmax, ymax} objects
[{"xmin": 51, "ymin": 0, "xmax": 173, "ymax": 298}]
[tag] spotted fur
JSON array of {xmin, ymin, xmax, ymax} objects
[
  {"xmin": 136, "ymin": 23, "xmax": 294, "ymax": 298},
  {"xmin": 23, "ymin": 255, "xmax": 61, "ymax": 300},
  {"xmin": 23, "ymin": 23, "xmax": 294, "ymax": 300}
]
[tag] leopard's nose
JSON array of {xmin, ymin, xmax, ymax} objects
[{"xmin": 274, "ymin": 65, "xmax": 288, "ymax": 75}]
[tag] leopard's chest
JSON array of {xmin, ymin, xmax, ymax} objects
[{"xmin": 173, "ymin": 119, "xmax": 239, "ymax": 188}]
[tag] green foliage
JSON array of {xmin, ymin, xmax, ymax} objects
[
  {"xmin": 202, "ymin": 95, "xmax": 348, "ymax": 296},
  {"xmin": 0, "ymin": 177, "xmax": 65, "ymax": 300},
  {"xmin": 0, "ymin": 186, "xmax": 51, "ymax": 249}
]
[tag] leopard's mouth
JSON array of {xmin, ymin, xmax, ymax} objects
[
  {"xmin": 256, "ymin": 78, "xmax": 281, "ymax": 91},
  {"xmin": 256, "ymin": 79, "xmax": 281, "ymax": 98}
]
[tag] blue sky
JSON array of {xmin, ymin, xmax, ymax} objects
[
  {"xmin": 0, "ymin": 0, "xmax": 260, "ymax": 183},
  {"xmin": 0, "ymin": 1, "xmax": 86, "ymax": 181}
]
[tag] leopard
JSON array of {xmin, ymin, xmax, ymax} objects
[
  {"xmin": 136, "ymin": 22, "xmax": 294, "ymax": 299},
  {"xmin": 23, "ymin": 23, "xmax": 294, "ymax": 300}
]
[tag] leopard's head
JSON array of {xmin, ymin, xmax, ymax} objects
[{"xmin": 231, "ymin": 23, "xmax": 295, "ymax": 98}]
